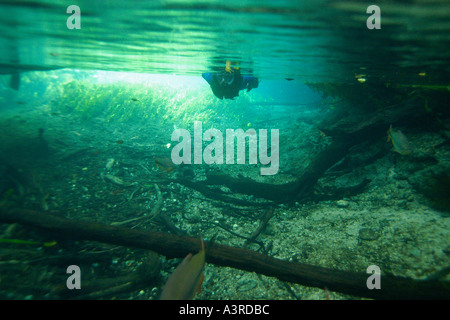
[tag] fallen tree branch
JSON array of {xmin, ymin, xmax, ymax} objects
[
  {"xmin": 182, "ymin": 138, "xmax": 362, "ymax": 203},
  {"xmin": 244, "ymin": 207, "xmax": 274, "ymax": 249},
  {"xmin": 177, "ymin": 98, "xmax": 433, "ymax": 204},
  {"xmin": 176, "ymin": 178, "xmax": 268, "ymax": 206},
  {"xmin": 149, "ymin": 184, "xmax": 163, "ymax": 218},
  {"xmin": 206, "ymin": 221, "xmax": 265, "ymax": 251},
  {"xmin": 148, "ymin": 183, "xmax": 185, "ymax": 235},
  {"xmin": 0, "ymin": 207, "xmax": 448, "ymax": 300}
]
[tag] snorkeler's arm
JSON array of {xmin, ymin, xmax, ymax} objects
[
  {"xmin": 241, "ymin": 76, "xmax": 259, "ymax": 91},
  {"xmin": 202, "ymin": 73, "xmax": 213, "ymax": 84}
]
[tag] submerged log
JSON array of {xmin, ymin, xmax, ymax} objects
[
  {"xmin": 176, "ymin": 96, "xmax": 438, "ymax": 204},
  {"xmin": 175, "ymin": 177, "xmax": 268, "ymax": 206},
  {"xmin": 181, "ymin": 137, "xmax": 359, "ymax": 203},
  {"xmin": 0, "ymin": 207, "xmax": 448, "ymax": 299}
]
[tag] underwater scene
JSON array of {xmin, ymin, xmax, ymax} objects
[{"xmin": 0, "ymin": 0, "xmax": 449, "ymax": 301}]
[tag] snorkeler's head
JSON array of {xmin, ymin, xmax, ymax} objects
[{"xmin": 218, "ymin": 72, "xmax": 234, "ymax": 86}]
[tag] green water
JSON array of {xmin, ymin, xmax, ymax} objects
[
  {"xmin": 0, "ymin": 0, "xmax": 449, "ymax": 302},
  {"xmin": 0, "ymin": 0, "xmax": 449, "ymax": 83}
]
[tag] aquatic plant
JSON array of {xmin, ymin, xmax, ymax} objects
[
  {"xmin": 0, "ymin": 238, "xmax": 57, "ymax": 247},
  {"xmin": 52, "ymin": 79, "xmax": 221, "ymax": 127}
]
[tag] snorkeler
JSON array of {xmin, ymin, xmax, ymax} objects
[{"xmin": 202, "ymin": 61, "xmax": 259, "ymax": 100}]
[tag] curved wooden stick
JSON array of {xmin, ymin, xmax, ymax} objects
[{"xmin": 0, "ymin": 206, "xmax": 448, "ymax": 299}]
